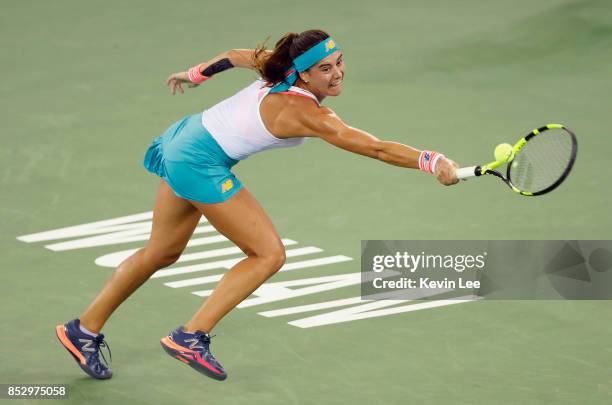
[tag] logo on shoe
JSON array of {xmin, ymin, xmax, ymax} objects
[
  {"xmin": 79, "ymin": 339, "xmax": 95, "ymax": 352},
  {"xmin": 185, "ymin": 337, "xmax": 204, "ymax": 350}
]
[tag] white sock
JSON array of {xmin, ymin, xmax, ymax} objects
[{"xmin": 79, "ymin": 324, "xmax": 98, "ymax": 337}]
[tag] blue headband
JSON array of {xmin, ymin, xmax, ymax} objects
[{"xmin": 269, "ymin": 37, "xmax": 341, "ymax": 93}]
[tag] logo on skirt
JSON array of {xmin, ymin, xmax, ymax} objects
[{"xmin": 221, "ymin": 179, "xmax": 234, "ymax": 193}]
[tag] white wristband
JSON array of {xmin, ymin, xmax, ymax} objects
[
  {"xmin": 431, "ymin": 153, "xmax": 445, "ymax": 173},
  {"xmin": 418, "ymin": 150, "xmax": 445, "ymax": 174}
]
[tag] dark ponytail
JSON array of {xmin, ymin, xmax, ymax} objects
[{"xmin": 253, "ymin": 29, "xmax": 330, "ymax": 87}]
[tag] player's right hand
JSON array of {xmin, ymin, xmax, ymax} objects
[{"xmin": 434, "ymin": 157, "xmax": 459, "ymax": 186}]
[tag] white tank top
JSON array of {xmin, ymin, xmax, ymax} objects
[{"xmin": 201, "ymin": 79, "xmax": 319, "ymax": 161}]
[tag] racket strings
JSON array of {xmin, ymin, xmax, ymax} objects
[{"xmin": 509, "ymin": 130, "xmax": 574, "ymax": 192}]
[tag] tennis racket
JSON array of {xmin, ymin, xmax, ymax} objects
[{"xmin": 456, "ymin": 124, "xmax": 578, "ymax": 196}]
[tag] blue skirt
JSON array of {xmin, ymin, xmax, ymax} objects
[{"xmin": 143, "ymin": 113, "xmax": 243, "ymax": 203}]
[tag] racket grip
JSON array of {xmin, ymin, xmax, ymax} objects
[{"xmin": 456, "ymin": 166, "xmax": 478, "ymax": 180}]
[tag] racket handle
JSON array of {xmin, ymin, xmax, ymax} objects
[{"xmin": 456, "ymin": 166, "xmax": 478, "ymax": 180}]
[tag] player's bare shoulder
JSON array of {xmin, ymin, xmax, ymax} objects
[{"xmin": 260, "ymin": 93, "xmax": 332, "ymax": 139}]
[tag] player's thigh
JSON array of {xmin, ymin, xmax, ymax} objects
[
  {"xmin": 145, "ymin": 179, "xmax": 202, "ymax": 264},
  {"xmin": 189, "ymin": 187, "xmax": 284, "ymax": 259}
]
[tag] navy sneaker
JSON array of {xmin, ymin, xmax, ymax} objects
[
  {"xmin": 160, "ymin": 327, "xmax": 227, "ymax": 381},
  {"xmin": 55, "ymin": 319, "xmax": 112, "ymax": 380}
]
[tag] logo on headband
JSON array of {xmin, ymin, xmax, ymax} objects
[{"xmin": 325, "ymin": 40, "xmax": 335, "ymax": 52}]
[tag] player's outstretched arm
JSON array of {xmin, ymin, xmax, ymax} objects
[
  {"xmin": 297, "ymin": 105, "xmax": 459, "ymax": 186},
  {"xmin": 166, "ymin": 49, "xmax": 270, "ymax": 95}
]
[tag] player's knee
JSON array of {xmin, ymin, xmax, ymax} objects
[
  {"xmin": 143, "ymin": 247, "xmax": 182, "ymax": 269},
  {"xmin": 262, "ymin": 244, "xmax": 286, "ymax": 273}
]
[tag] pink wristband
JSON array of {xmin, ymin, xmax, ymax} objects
[
  {"xmin": 418, "ymin": 150, "xmax": 445, "ymax": 174},
  {"xmin": 187, "ymin": 65, "xmax": 210, "ymax": 84}
]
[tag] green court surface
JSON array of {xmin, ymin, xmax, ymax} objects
[{"xmin": 2, "ymin": 0, "xmax": 612, "ymax": 404}]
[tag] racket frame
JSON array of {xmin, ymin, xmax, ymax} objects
[{"xmin": 457, "ymin": 124, "xmax": 577, "ymax": 196}]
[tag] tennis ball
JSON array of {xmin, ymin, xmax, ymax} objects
[{"xmin": 494, "ymin": 143, "xmax": 514, "ymax": 162}]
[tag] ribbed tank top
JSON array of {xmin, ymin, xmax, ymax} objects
[{"xmin": 201, "ymin": 79, "xmax": 319, "ymax": 161}]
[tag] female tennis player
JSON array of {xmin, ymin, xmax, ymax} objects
[{"xmin": 56, "ymin": 29, "xmax": 459, "ymax": 381}]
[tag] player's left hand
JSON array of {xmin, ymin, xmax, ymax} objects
[{"xmin": 166, "ymin": 72, "xmax": 199, "ymax": 95}]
